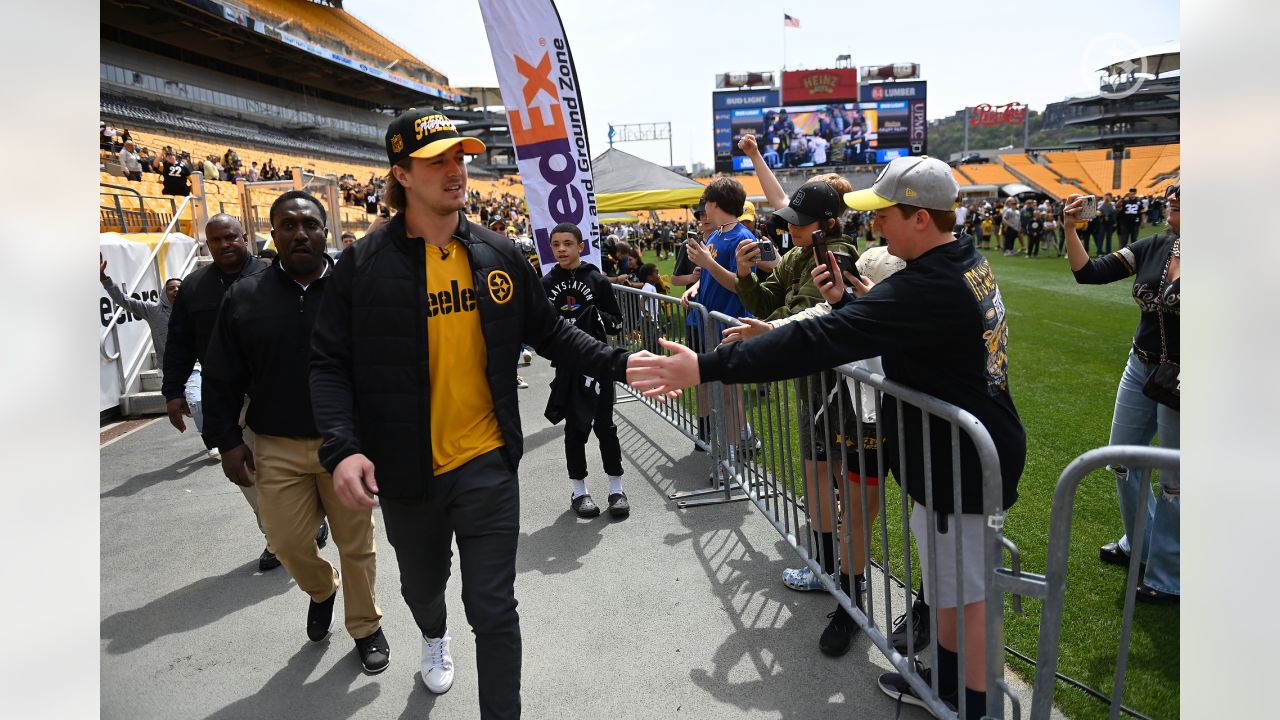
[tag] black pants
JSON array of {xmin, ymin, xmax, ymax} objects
[
  {"xmin": 565, "ymin": 385, "xmax": 622, "ymax": 480},
  {"xmin": 1117, "ymin": 222, "xmax": 1139, "ymax": 249},
  {"xmin": 380, "ymin": 449, "xmax": 521, "ymax": 720},
  {"xmin": 1096, "ymin": 222, "xmax": 1115, "ymax": 255},
  {"xmin": 1001, "ymin": 227, "xmax": 1018, "ymax": 253}
]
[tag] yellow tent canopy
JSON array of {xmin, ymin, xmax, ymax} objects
[{"xmin": 592, "ymin": 148, "xmax": 706, "ymax": 213}]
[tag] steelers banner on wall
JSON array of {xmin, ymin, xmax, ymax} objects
[
  {"xmin": 99, "ymin": 232, "xmax": 197, "ymax": 412},
  {"xmin": 478, "ymin": 0, "xmax": 600, "ymax": 273}
]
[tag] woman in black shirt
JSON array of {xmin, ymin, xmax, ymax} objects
[{"xmin": 1063, "ymin": 185, "xmax": 1180, "ymax": 604}]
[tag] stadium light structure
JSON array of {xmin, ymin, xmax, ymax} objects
[{"xmin": 607, "ymin": 122, "xmax": 674, "ymax": 168}]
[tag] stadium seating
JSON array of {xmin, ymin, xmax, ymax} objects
[
  {"xmin": 958, "ymin": 164, "xmax": 1019, "ymax": 186},
  {"xmin": 101, "ymin": 94, "xmax": 384, "ymax": 164},
  {"xmin": 999, "ymin": 154, "xmax": 1085, "ymax": 200},
  {"xmin": 995, "ymin": 144, "xmax": 1179, "ymax": 200},
  {"xmin": 236, "ymin": 0, "xmax": 454, "ymax": 95}
]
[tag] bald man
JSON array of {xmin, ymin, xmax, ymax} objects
[{"xmin": 163, "ymin": 214, "xmax": 329, "ymax": 571}]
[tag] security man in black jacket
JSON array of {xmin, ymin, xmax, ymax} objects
[
  {"xmin": 161, "ymin": 214, "xmax": 289, "ymax": 571},
  {"xmin": 202, "ymin": 191, "xmax": 387, "ymax": 674},
  {"xmin": 311, "ymin": 110, "xmax": 631, "ymax": 719}
]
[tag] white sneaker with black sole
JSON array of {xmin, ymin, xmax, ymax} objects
[{"xmin": 421, "ymin": 632, "xmax": 455, "ymax": 694}]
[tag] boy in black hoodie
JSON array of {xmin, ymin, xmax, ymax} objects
[{"xmin": 541, "ymin": 222, "xmax": 631, "ymax": 519}]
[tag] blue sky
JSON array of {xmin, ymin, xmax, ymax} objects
[{"xmin": 350, "ymin": 0, "xmax": 1179, "ymax": 169}]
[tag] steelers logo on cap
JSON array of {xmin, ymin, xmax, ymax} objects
[
  {"xmin": 487, "ymin": 270, "xmax": 513, "ymax": 305},
  {"xmin": 390, "ymin": 134, "xmax": 404, "ymax": 154}
]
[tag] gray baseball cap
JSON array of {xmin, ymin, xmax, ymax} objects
[{"xmin": 843, "ymin": 156, "xmax": 959, "ymax": 212}]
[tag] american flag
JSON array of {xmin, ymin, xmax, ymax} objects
[{"xmin": 783, "ymin": 13, "xmax": 800, "ymax": 28}]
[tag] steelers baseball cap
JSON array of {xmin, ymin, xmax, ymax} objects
[
  {"xmin": 738, "ymin": 200, "xmax": 757, "ymax": 224},
  {"xmin": 385, "ymin": 108, "xmax": 486, "ymax": 165},
  {"xmin": 843, "ymin": 156, "xmax": 959, "ymax": 212},
  {"xmin": 775, "ymin": 180, "xmax": 843, "ymax": 226}
]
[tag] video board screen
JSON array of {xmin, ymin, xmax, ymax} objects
[
  {"xmin": 717, "ymin": 100, "xmax": 927, "ymax": 172},
  {"xmin": 713, "ymin": 89, "xmax": 780, "ymax": 173}
]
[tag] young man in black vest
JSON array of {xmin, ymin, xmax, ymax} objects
[{"xmin": 311, "ymin": 110, "xmax": 631, "ymax": 719}]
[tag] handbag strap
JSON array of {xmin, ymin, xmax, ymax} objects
[{"xmin": 1154, "ymin": 237, "xmax": 1179, "ymax": 362}]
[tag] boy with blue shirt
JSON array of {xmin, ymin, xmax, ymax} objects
[{"xmin": 684, "ymin": 178, "xmax": 757, "ymax": 457}]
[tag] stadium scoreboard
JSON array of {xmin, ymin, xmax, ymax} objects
[{"xmin": 712, "ymin": 74, "xmax": 927, "ymax": 173}]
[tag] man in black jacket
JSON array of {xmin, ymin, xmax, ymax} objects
[
  {"xmin": 202, "ymin": 190, "xmax": 386, "ymax": 674},
  {"xmin": 311, "ymin": 110, "xmax": 631, "ymax": 719},
  {"xmin": 627, "ymin": 156, "xmax": 1025, "ymax": 719},
  {"xmin": 162, "ymin": 215, "xmax": 285, "ymax": 571}
]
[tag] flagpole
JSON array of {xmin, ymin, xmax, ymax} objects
[{"xmin": 783, "ymin": 16, "xmax": 787, "ymax": 70}]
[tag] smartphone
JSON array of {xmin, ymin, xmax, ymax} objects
[
  {"xmin": 756, "ymin": 239, "xmax": 777, "ymax": 262},
  {"xmin": 810, "ymin": 229, "xmax": 828, "ymax": 267},
  {"xmin": 683, "ymin": 230, "xmax": 698, "ymax": 244},
  {"xmin": 1079, "ymin": 195, "xmax": 1098, "ymax": 221}
]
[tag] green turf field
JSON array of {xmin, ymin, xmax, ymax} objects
[{"xmin": 642, "ymin": 225, "xmax": 1178, "ymax": 720}]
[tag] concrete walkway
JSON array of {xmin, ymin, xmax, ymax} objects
[{"xmin": 100, "ymin": 356, "xmax": 1049, "ymax": 719}]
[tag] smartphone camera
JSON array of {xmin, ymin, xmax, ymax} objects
[
  {"xmin": 810, "ymin": 229, "xmax": 828, "ymax": 266},
  {"xmin": 1079, "ymin": 195, "xmax": 1098, "ymax": 221}
]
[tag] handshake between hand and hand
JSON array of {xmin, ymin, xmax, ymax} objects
[{"xmin": 625, "ymin": 339, "xmax": 701, "ymax": 400}]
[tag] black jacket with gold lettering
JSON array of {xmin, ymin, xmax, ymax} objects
[{"xmin": 310, "ymin": 212, "xmax": 632, "ymax": 499}]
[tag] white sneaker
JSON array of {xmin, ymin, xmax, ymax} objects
[
  {"xmin": 516, "ymin": 375, "xmax": 529, "ymax": 389},
  {"xmin": 207, "ymin": 447, "xmax": 221, "ymax": 460},
  {"xmin": 519, "ymin": 348, "xmax": 533, "ymax": 366},
  {"xmin": 421, "ymin": 632, "xmax": 454, "ymax": 694}
]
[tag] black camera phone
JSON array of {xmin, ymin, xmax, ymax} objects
[{"xmin": 810, "ymin": 229, "xmax": 828, "ymax": 267}]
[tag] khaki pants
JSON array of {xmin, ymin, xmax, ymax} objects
[
  {"xmin": 254, "ymin": 434, "xmax": 382, "ymax": 639},
  {"xmin": 237, "ymin": 423, "xmax": 272, "ymax": 553}
]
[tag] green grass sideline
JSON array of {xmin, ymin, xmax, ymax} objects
[{"xmin": 637, "ymin": 225, "xmax": 1178, "ymax": 720}]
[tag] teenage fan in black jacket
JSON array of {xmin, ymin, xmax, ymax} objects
[{"xmin": 540, "ymin": 222, "xmax": 630, "ymax": 519}]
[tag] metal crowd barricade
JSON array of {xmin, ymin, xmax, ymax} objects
[
  {"xmin": 1012, "ymin": 446, "xmax": 1180, "ymax": 720},
  {"xmin": 611, "ymin": 291, "xmax": 1018, "ymax": 719},
  {"xmin": 609, "ymin": 286, "xmax": 731, "ymax": 498}
]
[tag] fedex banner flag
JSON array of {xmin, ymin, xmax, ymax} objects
[{"xmin": 480, "ymin": 0, "xmax": 599, "ymax": 272}]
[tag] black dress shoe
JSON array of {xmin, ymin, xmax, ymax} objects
[
  {"xmin": 316, "ymin": 519, "xmax": 330, "ymax": 549},
  {"xmin": 1099, "ymin": 541, "xmax": 1130, "ymax": 566},
  {"xmin": 607, "ymin": 492, "xmax": 631, "ymax": 518},
  {"xmin": 258, "ymin": 548, "xmax": 282, "ymax": 572},
  {"xmin": 308, "ymin": 591, "xmax": 337, "ymax": 642},
  {"xmin": 354, "ymin": 628, "xmax": 391, "ymax": 674},
  {"xmin": 571, "ymin": 493, "xmax": 601, "ymax": 518}
]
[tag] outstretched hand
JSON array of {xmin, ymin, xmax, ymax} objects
[
  {"xmin": 626, "ymin": 339, "xmax": 699, "ymax": 399},
  {"xmin": 721, "ymin": 317, "xmax": 772, "ymax": 344}
]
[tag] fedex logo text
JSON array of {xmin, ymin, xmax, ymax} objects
[{"xmin": 507, "ymin": 36, "xmax": 598, "ymax": 260}]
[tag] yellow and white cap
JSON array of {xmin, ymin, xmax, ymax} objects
[
  {"xmin": 385, "ymin": 108, "xmax": 486, "ymax": 165},
  {"xmin": 843, "ymin": 156, "xmax": 959, "ymax": 212}
]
